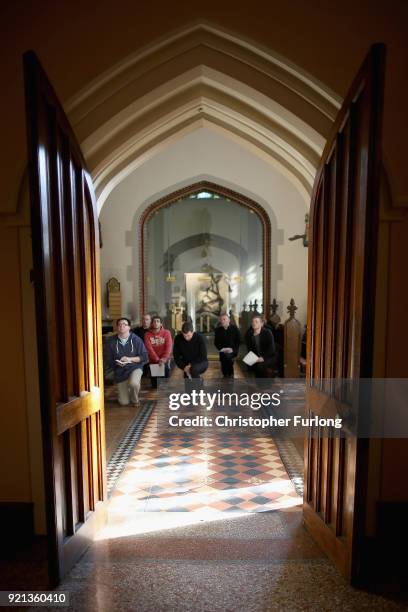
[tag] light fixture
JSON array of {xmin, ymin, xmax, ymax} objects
[{"xmin": 288, "ymin": 213, "xmax": 309, "ymax": 247}]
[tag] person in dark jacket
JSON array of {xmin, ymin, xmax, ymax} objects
[
  {"xmin": 173, "ymin": 322, "xmax": 208, "ymax": 378},
  {"xmin": 214, "ymin": 312, "xmax": 241, "ymax": 377},
  {"xmin": 132, "ymin": 313, "xmax": 152, "ymax": 377},
  {"xmin": 106, "ymin": 317, "xmax": 148, "ymax": 405},
  {"xmin": 132, "ymin": 313, "xmax": 152, "ymax": 342},
  {"xmin": 244, "ymin": 314, "xmax": 276, "ymax": 378}
]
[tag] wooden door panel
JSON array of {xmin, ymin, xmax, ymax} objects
[
  {"xmin": 24, "ymin": 51, "xmax": 106, "ymax": 585},
  {"xmin": 305, "ymin": 45, "xmax": 385, "ymax": 583}
]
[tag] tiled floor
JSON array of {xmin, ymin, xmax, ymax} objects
[
  {"xmin": 105, "ymin": 362, "xmax": 302, "ymax": 514},
  {"xmin": 105, "ymin": 400, "xmax": 143, "ymax": 462},
  {"xmin": 18, "ymin": 363, "xmax": 406, "ymax": 610},
  {"xmin": 105, "ymin": 373, "xmax": 159, "ymax": 459},
  {"xmin": 106, "ymin": 400, "xmax": 155, "ymax": 496},
  {"xmin": 109, "ymin": 422, "xmax": 301, "ymax": 514},
  {"xmin": 105, "ymin": 374, "xmax": 160, "ymax": 456}
]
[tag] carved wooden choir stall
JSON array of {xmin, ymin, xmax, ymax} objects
[{"xmin": 106, "ymin": 277, "xmax": 122, "ymax": 323}]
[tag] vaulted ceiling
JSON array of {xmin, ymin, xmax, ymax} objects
[{"xmin": 65, "ymin": 24, "xmax": 341, "ymax": 208}]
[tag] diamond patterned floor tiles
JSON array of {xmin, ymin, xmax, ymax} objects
[
  {"xmin": 106, "ymin": 363, "xmax": 303, "ymax": 513},
  {"xmin": 106, "ymin": 400, "xmax": 155, "ymax": 497},
  {"xmin": 108, "ymin": 416, "xmax": 302, "ymax": 514},
  {"xmin": 273, "ymin": 438, "xmax": 304, "ymax": 496}
]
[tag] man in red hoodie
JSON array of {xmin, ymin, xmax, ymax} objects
[{"xmin": 144, "ymin": 315, "xmax": 173, "ymax": 388}]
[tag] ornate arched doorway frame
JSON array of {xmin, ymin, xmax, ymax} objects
[{"xmin": 139, "ymin": 180, "xmax": 271, "ymax": 318}]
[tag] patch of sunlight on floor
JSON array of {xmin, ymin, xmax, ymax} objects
[{"xmin": 95, "ymin": 495, "xmax": 302, "ymax": 541}]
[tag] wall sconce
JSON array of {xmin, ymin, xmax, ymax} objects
[{"xmin": 288, "ymin": 213, "xmax": 309, "ymax": 247}]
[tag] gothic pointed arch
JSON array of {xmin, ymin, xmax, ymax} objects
[
  {"xmin": 139, "ymin": 180, "xmax": 271, "ymax": 317},
  {"xmin": 64, "ymin": 23, "xmax": 341, "ymax": 208}
]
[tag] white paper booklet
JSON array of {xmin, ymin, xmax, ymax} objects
[
  {"xmin": 150, "ymin": 363, "xmax": 165, "ymax": 377},
  {"xmin": 242, "ymin": 351, "xmax": 259, "ymax": 366}
]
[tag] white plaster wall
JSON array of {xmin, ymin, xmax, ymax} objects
[{"xmin": 99, "ymin": 127, "xmax": 308, "ymax": 326}]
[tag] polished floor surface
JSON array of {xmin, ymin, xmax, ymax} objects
[
  {"xmin": 53, "ymin": 364, "xmax": 404, "ymax": 611},
  {"xmin": 19, "ymin": 363, "xmax": 406, "ymax": 610},
  {"xmin": 49, "ymin": 508, "xmax": 404, "ymax": 611}
]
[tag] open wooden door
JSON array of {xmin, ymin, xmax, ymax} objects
[
  {"xmin": 24, "ymin": 51, "xmax": 106, "ymax": 585},
  {"xmin": 305, "ymin": 44, "xmax": 385, "ymax": 583}
]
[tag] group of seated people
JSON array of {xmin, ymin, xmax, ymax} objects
[{"xmin": 105, "ymin": 312, "xmax": 276, "ymax": 406}]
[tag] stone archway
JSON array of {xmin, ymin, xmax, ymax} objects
[
  {"xmin": 65, "ymin": 23, "xmax": 339, "ymax": 210},
  {"xmin": 162, "ymin": 233, "xmax": 249, "ymax": 272}
]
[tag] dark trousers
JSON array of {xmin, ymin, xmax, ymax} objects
[
  {"xmin": 182, "ymin": 360, "xmax": 208, "ymax": 379},
  {"xmin": 150, "ymin": 362, "xmax": 170, "ymax": 388},
  {"xmin": 219, "ymin": 352, "xmax": 235, "ymax": 376},
  {"xmin": 247, "ymin": 361, "xmax": 273, "ymax": 378}
]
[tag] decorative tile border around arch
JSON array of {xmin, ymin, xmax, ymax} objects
[{"xmin": 139, "ymin": 180, "xmax": 271, "ymax": 319}]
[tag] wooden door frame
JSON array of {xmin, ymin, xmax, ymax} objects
[
  {"xmin": 304, "ymin": 44, "xmax": 385, "ymax": 583},
  {"xmin": 23, "ymin": 41, "xmax": 385, "ymax": 586},
  {"xmin": 24, "ymin": 51, "xmax": 107, "ymax": 586}
]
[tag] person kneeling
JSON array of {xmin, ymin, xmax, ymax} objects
[
  {"xmin": 144, "ymin": 315, "xmax": 172, "ymax": 388},
  {"xmin": 244, "ymin": 315, "xmax": 276, "ymax": 378},
  {"xmin": 107, "ymin": 317, "xmax": 148, "ymax": 406},
  {"xmin": 173, "ymin": 322, "xmax": 208, "ymax": 379},
  {"xmin": 214, "ymin": 312, "xmax": 240, "ymax": 378}
]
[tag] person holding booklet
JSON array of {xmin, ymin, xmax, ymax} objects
[
  {"xmin": 214, "ymin": 312, "xmax": 241, "ymax": 378},
  {"xmin": 244, "ymin": 314, "xmax": 276, "ymax": 378},
  {"xmin": 144, "ymin": 315, "xmax": 173, "ymax": 388},
  {"xmin": 106, "ymin": 317, "xmax": 148, "ymax": 406}
]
